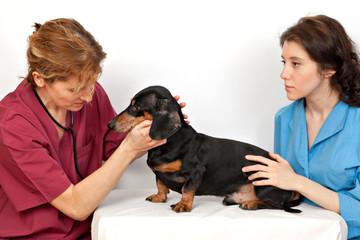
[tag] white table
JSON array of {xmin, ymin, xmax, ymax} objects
[{"xmin": 92, "ymin": 189, "xmax": 347, "ymax": 240}]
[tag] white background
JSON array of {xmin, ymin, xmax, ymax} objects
[{"xmin": 1, "ymin": 0, "xmax": 359, "ymax": 189}]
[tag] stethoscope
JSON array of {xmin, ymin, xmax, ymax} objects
[{"xmin": 34, "ymin": 90, "xmax": 84, "ymax": 180}]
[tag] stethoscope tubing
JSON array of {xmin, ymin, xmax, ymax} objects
[{"xmin": 33, "ymin": 90, "xmax": 84, "ymax": 180}]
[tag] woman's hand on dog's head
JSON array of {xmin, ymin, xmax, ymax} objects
[{"xmin": 174, "ymin": 95, "xmax": 190, "ymax": 124}]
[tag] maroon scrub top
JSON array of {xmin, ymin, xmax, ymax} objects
[{"xmin": 0, "ymin": 81, "xmax": 126, "ymax": 239}]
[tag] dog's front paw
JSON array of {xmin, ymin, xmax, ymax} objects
[
  {"xmin": 146, "ymin": 193, "xmax": 167, "ymax": 203},
  {"xmin": 171, "ymin": 201, "xmax": 192, "ymax": 213}
]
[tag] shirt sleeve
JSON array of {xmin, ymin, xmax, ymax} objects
[
  {"xmin": 0, "ymin": 113, "xmax": 71, "ymax": 212},
  {"xmin": 273, "ymin": 106, "xmax": 287, "ymax": 154},
  {"xmin": 338, "ymin": 167, "xmax": 360, "ymax": 238}
]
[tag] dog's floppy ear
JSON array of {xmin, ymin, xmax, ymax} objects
[{"xmin": 149, "ymin": 98, "xmax": 181, "ymax": 140}]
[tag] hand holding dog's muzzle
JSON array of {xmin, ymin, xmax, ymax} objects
[{"xmin": 120, "ymin": 120, "xmax": 167, "ymax": 161}]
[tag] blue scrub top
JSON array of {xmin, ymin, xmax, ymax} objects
[{"xmin": 274, "ymin": 99, "xmax": 360, "ymax": 239}]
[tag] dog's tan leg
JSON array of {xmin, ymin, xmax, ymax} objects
[
  {"xmin": 146, "ymin": 179, "xmax": 169, "ymax": 203},
  {"xmin": 223, "ymin": 183, "xmax": 259, "ymax": 205},
  {"xmin": 171, "ymin": 188, "xmax": 195, "ymax": 212}
]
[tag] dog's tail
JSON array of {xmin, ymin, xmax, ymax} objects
[{"xmin": 283, "ymin": 191, "xmax": 302, "ymax": 213}]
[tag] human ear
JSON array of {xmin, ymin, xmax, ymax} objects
[
  {"xmin": 322, "ymin": 69, "xmax": 336, "ymax": 78},
  {"xmin": 32, "ymin": 71, "xmax": 46, "ymax": 87}
]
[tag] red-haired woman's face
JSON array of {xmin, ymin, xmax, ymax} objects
[{"xmin": 41, "ymin": 75, "xmax": 94, "ymax": 112}]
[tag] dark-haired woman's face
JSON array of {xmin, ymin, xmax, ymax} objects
[{"xmin": 280, "ymin": 41, "xmax": 328, "ymax": 101}]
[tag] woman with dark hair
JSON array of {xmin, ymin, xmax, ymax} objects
[
  {"xmin": 0, "ymin": 18, "xmax": 176, "ymax": 239},
  {"xmin": 243, "ymin": 15, "xmax": 360, "ymax": 239}
]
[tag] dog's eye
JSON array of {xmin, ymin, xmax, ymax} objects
[
  {"xmin": 133, "ymin": 105, "xmax": 141, "ymax": 111},
  {"xmin": 129, "ymin": 104, "xmax": 144, "ymax": 116}
]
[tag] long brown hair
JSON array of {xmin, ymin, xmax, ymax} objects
[
  {"xmin": 25, "ymin": 18, "xmax": 106, "ymax": 92},
  {"xmin": 280, "ymin": 15, "xmax": 360, "ymax": 107}
]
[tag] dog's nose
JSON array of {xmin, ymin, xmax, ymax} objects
[{"xmin": 108, "ymin": 120, "xmax": 115, "ymax": 130}]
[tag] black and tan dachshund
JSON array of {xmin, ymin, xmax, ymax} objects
[{"xmin": 108, "ymin": 86, "xmax": 301, "ymax": 213}]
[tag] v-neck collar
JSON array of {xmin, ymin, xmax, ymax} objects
[
  {"xmin": 20, "ymin": 83, "xmax": 73, "ymax": 149},
  {"xmin": 289, "ymin": 99, "xmax": 349, "ymax": 152}
]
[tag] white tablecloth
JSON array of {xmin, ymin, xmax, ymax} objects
[{"xmin": 91, "ymin": 189, "xmax": 347, "ymax": 240}]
